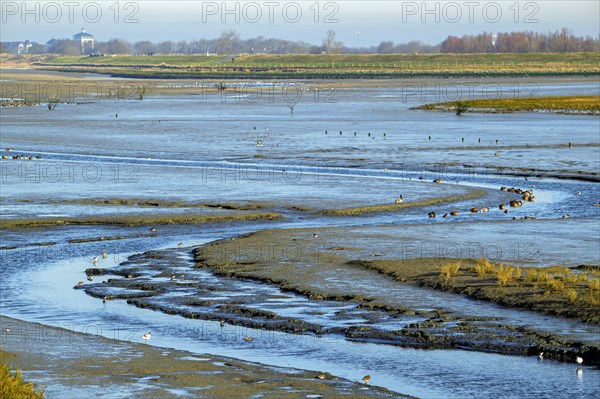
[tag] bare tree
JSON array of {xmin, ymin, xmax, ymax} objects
[
  {"xmin": 217, "ymin": 30, "xmax": 241, "ymax": 55},
  {"xmin": 46, "ymin": 39, "xmax": 81, "ymax": 55},
  {"xmin": 133, "ymin": 41, "xmax": 156, "ymax": 55},
  {"xmin": 322, "ymin": 30, "xmax": 344, "ymax": 54},
  {"xmin": 377, "ymin": 41, "xmax": 395, "ymax": 53},
  {"xmin": 158, "ymin": 41, "xmax": 174, "ymax": 54},
  {"xmin": 99, "ymin": 38, "xmax": 132, "ymax": 54}
]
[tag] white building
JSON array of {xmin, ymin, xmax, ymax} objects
[{"xmin": 73, "ymin": 28, "xmax": 94, "ymax": 54}]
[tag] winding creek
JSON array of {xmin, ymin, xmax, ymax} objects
[{"xmin": 1, "ymin": 78, "xmax": 599, "ymax": 397}]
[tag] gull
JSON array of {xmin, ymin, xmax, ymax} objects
[
  {"xmin": 142, "ymin": 332, "xmax": 152, "ymax": 342},
  {"xmin": 576, "ymin": 356, "xmax": 583, "ymax": 365},
  {"xmin": 93, "ymin": 256, "xmax": 99, "ymax": 262}
]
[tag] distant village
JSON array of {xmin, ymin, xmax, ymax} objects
[{"xmin": 2, "ymin": 28, "xmax": 95, "ymax": 55}]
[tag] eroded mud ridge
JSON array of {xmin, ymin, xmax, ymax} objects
[{"xmin": 80, "ymin": 245, "xmax": 599, "ymax": 366}]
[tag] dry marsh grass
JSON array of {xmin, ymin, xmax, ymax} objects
[
  {"xmin": 440, "ymin": 262, "xmax": 461, "ymax": 279},
  {"xmin": 0, "ymin": 363, "xmax": 44, "ymax": 399}
]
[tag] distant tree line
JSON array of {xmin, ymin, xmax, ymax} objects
[
  {"xmin": 441, "ymin": 29, "xmax": 598, "ymax": 53},
  {"xmin": 3, "ymin": 28, "xmax": 597, "ymax": 55}
]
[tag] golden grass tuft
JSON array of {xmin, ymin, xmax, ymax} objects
[
  {"xmin": 588, "ymin": 278, "xmax": 600, "ymax": 292},
  {"xmin": 440, "ymin": 262, "xmax": 461, "ymax": 280},
  {"xmin": 475, "ymin": 258, "xmax": 495, "ymax": 277},
  {"xmin": 0, "ymin": 363, "xmax": 44, "ymax": 399},
  {"xmin": 566, "ymin": 288, "xmax": 578, "ymax": 303},
  {"xmin": 496, "ymin": 265, "xmax": 522, "ymax": 286}
]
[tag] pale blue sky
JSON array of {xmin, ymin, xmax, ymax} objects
[{"xmin": 2, "ymin": 1, "xmax": 598, "ymax": 46}]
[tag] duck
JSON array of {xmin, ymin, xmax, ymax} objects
[
  {"xmin": 480, "ymin": 207, "xmax": 489, "ymax": 212},
  {"xmin": 450, "ymin": 211, "xmax": 459, "ymax": 216},
  {"xmin": 362, "ymin": 375, "xmax": 371, "ymax": 384},
  {"xmin": 244, "ymin": 336, "xmax": 254, "ymax": 342},
  {"xmin": 142, "ymin": 332, "xmax": 152, "ymax": 342},
  {"xmin": 428, "ymin": 211, "xmax": 436, "ymax": 218},
  {"xmin": 395, "ymin": 195, "xmax": 404, "ymax": 204},
  {"xmin": 499, "ymin": 204, "xmax": 506, "ymax": 210},
  {"xmin": 101, "ymin": 251, "xmax": 108, "ymax": 259},
  {"xmin": 433, "ymin": 178, "xmax": 443, "ymax": 183},
  {"xmin": 470, "ymin": 207, "xmax": 479, "ymax": 213},
  {"xmin": 178, "ymin": 242, "xmax": 184, "ymax": 248}
]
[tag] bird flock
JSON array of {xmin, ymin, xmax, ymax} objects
[
  {"xmin": 2, "ymin": 148, "xmax": 43, "ymax": 160},
  {"xmin": 396, "ymin": 181, "xmax": 545, "ymax": 219}
]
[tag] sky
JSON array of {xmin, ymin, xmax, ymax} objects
[{"xmin": 1, "ymin": 1, "xmax": 599, "ymax": 46}]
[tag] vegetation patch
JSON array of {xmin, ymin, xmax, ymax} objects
[
  {"xmin": 414, "ymin": 96, "xmax": 600, "ymax": 115},
  {"xmin": 0, "ymin": 357, "xmax": 44, "ymax": 399},
  {"xmin": 0, "ymin": 212, "xmax": 281, "ymax": 229},
  {"xmin": 321, "ymin": 189, "xmax": 486, "ymax": 216}
]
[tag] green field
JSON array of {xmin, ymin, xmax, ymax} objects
[{"xmin": 3, "ymin": 53, "xmax": 599, "ymax": 79}]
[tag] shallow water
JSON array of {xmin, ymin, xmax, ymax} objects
[{"xmin": 1, "ymin": 79, "xmax": 599, "ymax": 398}]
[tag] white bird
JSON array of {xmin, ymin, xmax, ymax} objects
[
  {"xmin": 395, "ymin": 195, "xmax": 404, "ymax": 204},
  {"xmin": 142, "ymin": 332, "xmax": 152, "ymax": 342},
  {"xmin": 576, "ymin": 356, "xmax": 583, "ymax": 365},
  {"xmin": 538, "ymin": 352, "xmax": 544, "ymax": 360},
  {"xmin": 92, "ymin": 256, "xmax": 99, "ymax": 262}
]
